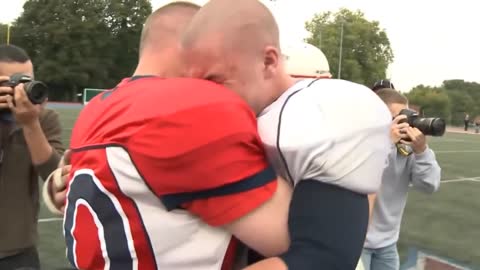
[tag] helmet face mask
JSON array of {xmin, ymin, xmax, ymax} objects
[{"xmin": 282, "ymin": 42, "xmax": 332, "ymax": 79}]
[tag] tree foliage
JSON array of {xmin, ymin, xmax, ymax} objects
[
  {"xmin": 10, "ymin": 0, "xmax": 151, "ymax": 101},
  {"xmin": 405, "ymin": 86, "xmax": 451, "ymax": 122},
  {"xmin": 406, "ymin": 80, "xmax": 480, "ymax": 126},
  {"xmin": 305, "ymin": 8, "xmax": 394, "ymax": 86},
  {"xmin": 0, "ymin": 23, "xmax": 9, "ymax": 44},
  {"xmin": 443, "ymin": 80, "xmax": 480, "ymax": 125}
]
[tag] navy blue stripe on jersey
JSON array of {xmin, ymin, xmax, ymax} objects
[
  {"xmin": 161, "ymin": 166, "xmax": 276, "ymax": 211},
  {"xmin": 130, "ymin": 75, "xmax": 156, "ymax": 81},
  {"xmin": 65, "ymin": 173, "xmax": 133, "ymax": 269},
  {"xmin": 101, "ymin": 91, "xmax": 114, "ymax": 100},
  {"xmin": 106, "ymin": 155, "xmax": 158, "ymax": 269},
  {"xmin": 276, "ymin": 78, "xmax": 321, "ymax": 185},
  {"xmin": 280, "ymin": 179, "xmax": 369, "ymax": 269},
  {"xmin": 101, "ymin": 76, "xmax": 157, "ymax": 100}
]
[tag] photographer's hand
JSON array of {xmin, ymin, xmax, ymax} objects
[
  {"xmin": 7, "ymin": 83, "xmax": 54, "ymax": 166},
  {"xmin": 391, "ymin": 115, "xmax": 410, "ymax": 143},
  {"xmin": 0, "ymin": 76, "xmax": 13, "ymax": 110},
  {"xmin": 6, "ymin": 83, "xmax": 43, "ymax": 126},
  {"xmin": 400, "ymin": 127, "xmax": 427, "ymax": 154}
]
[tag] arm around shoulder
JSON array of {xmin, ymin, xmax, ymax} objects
[
  {"xmin": 411, "ymin": 147, "xmax": 441, "ymax": 193},
  {"xmin": 225, "ymin": 177, "xmax": 291, "ymax": 257}
]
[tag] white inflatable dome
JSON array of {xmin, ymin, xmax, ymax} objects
[{"xmin": 282, "ymin": 42, "xmax": 332, "ymax": 78}]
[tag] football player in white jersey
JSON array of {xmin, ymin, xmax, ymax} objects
[
  {"xmin": 181, "ymin": 0, "xmax": 391, "ymax": 269},
  {"xmin": 281, "ymin": 42, "xmax": 369, "ymax": 270}
]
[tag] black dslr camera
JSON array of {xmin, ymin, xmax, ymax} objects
[
  {"xmin": 0, "ymin": 73, "xmax": 49, "ymax": 105},
  {"xmin": 398, "ymin": 108, "xmax": 446, "ymax": 137}
]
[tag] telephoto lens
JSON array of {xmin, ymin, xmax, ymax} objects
[{"xmin": 8, "ymin": 73, "xmax": 49, "ymax": 104}]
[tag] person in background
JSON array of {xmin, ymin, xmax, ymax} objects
[
  {"xmin": 361, "ymin": 88, "xmax": 441, "ymax": 270},
  {"xmin": 0, "ymin": 44, "xmax": 64, "ymax": 269},
  {"xmin": 464, "ymin": 113, "xmax": 470, "ymax": 131},
  {"xmin": 475, "ymin": 116, "xmax": 480, "ymax": 134}
]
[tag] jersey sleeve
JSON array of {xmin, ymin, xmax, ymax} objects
[
  {"xmin": 128, "ymin": 100, "xmax": 277, "ymax": 226},
  {"xmin": 278, "ymin": 89, "xmax": 392, "ymax": 194}
]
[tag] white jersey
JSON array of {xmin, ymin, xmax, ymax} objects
[{"xmin": 258, "ymin": 79, "xmax": 391, "ymax": 194}]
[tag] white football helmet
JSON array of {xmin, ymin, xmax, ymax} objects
[{"xmin": 282, "ymin": 41, "xmax": 332, "ymax": 79}]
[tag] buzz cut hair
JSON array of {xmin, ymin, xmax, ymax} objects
[
  {"xmin": 375, "ymin": 88, "xmax": 408, "ymax": 105},
  {"xmin": 0, "ymin": 44, "xmax": 31, "ymax": 63},
  {"xmin": 139, "ymin": 1, "xmax": 201, "ymax": 52}
]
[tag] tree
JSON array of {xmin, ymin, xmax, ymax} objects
[
  {"xmin": 0, "ymin": 24, "xmax": 9, "ymax": 44},
  {"xmin": 406, "ymin": 80, "xmax": 480, "ymax": 126},
  {"xmin": 11, "ymin": 0, "xmax": 151, "ymax": 101},
  {"xmin": 102, "ymin": 0, "xmax": 152, "ymax": 79},
  {"xmin": 405, "ymin": 86, "xmax": 451, "ymax": 123},
  {"xmin": 442, "ymin": 79, "xmax": 480, "ymax": 125},
  {"xmin": 305, "ymin": 8, "xmax": 394, "ymax": 86}
]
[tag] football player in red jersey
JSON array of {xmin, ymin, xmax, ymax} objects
[
  {"xmin": 44, "ymin": 2, "xmax": 293, "ymax": 270},
  {"xmin": 181, "ymin": 0, "xmax": 391, "ymax": 269}
]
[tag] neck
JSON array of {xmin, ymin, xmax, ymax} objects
[
  {"xmin": 280, "ymin": 75, "xmax": 298, "ymax": 93},
  {"xmin": 133, "ymin": 63, "xmax": 169, "ymax": 78},
  {"xmin": 272, "ymin": 74, "xmax": 297, "ymax": 100},
  {"xmin": 256, "ymin": 75, "xmax": 297, "ymax": 115},
  {"xmin": 133, "ymin": 49, "xmax": 176, "ymax": 78}
]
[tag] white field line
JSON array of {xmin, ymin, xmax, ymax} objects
[
  {"xmin": 435, "ymin": 150, "xmax": 480, "ymax": 153},
  {"xmin": 442, "ymin": 177, "xmax": 480, "ymax": 183},
  {"xmin": 38, "ymin": 217, "xmax": 63, "ymax": 223},
  {"xmin": 435, "ymin": 139, "xmax": 468, "ymax": 142}
]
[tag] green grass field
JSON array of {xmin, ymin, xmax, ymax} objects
[
  {"xmin": 37, "ymin": 107, "xmax": 480, "ymax": 269},
  {"xmin": 398, "ymin": 133, "xmax": 480, "ymax": 268}
]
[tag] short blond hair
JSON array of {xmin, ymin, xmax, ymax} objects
[{"xmin": 139, "ymin": 1, "xmax": 200, "ymax": 53}]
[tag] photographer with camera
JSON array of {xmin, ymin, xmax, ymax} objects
[
  {"xmin": 361, "ymin": 88, "xmax": 441, "ymax": 270},
  {"xmin": 0, "ymin": 44, "xmax": 64, "ymax": 269}
]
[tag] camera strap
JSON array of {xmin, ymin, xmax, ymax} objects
[{"xmin": 396, "ymin": 143, "xmax": 413, "ymax": 156}]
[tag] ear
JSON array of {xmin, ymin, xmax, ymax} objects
[{"xmin": 263, "ymin": 45, "xmax": 280, "ymax": 79}]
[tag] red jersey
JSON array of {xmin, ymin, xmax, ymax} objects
[{"xmin": 65, "ymin": 77, "xmax": 277, "ymax": 270}]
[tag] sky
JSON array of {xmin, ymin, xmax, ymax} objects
[{"xmin": 1, "ymin": 0, "xmax": 479, "ymax": 91}]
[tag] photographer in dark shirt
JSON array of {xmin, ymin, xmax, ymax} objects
[{"xmin": 0, "ymin": 44, "xmax": 64, "ymax": 269}]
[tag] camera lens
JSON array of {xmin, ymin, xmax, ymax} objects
[
  {"xmin": 430, "ymin": 118, "xmax": 446, "ymax": 136},
  {"xmin": 25, "ymin": 82, "xmax": 48, "ymax": 104},
  {"xmin": 412, "ymin": 117, "xmax": 446, "ymax": 137}
]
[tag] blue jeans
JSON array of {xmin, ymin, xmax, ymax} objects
[{"xmin": 362, "ymin": 243, "xmax": 399, "ymax": 270}]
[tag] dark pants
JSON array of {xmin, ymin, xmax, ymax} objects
[
  {"xmin": 0, "ymin": 247, "xmax": 40, "ymax": 270},
  {"xmin": 465, "ymin": 121, "xmax": 469, "ymax": 131}
]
